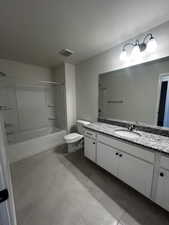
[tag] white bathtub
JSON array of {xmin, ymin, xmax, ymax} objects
[
  {"xmin": 8, "ymin": 128, "xmax": 66, "ymax": 163},
  {"xmin": 8, "ymin": 127, "xmax": 61, "ymax": 144}
]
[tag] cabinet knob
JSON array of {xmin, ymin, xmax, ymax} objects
[
  {"xmin": 93, "ymin": 142, "xmax": 95, "ymax": 144},
  {"xmin": 115, "ymin": 152, "xmax": 119, "ymax": 156},
  {"xmin": 119, "ymin": 154, "xmax": 123, "ymax": 157},
  {"xmin": 160, "ymin": 172, "xmax": 164, "ymax": 177}
]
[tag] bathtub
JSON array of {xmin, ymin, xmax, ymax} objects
[{"xmin": 8, "ymin": 127, "xmax": 66, "ymax": 163}]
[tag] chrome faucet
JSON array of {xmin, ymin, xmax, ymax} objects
[{"xmin": 128, "ymin": 124, "xmax": 136, "ymax": 132}]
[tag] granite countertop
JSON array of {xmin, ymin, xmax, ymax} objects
[{"xmin": 84, "ymin": 122, "xmax": 169, "ymax": 155}]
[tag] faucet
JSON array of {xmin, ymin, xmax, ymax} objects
[{"xmin": 128, "ymin": 124, "xmax": 136, "ymax": 132}]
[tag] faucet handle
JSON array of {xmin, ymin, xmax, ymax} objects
[
  {"xmin": 128, "ymin": 124, "xmax": 135, "ymax": 131},
  {"xmin": 135, "ymin": 121, "xmax": 140, "ymax": 125}
]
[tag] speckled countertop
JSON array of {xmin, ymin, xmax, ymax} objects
[{"xmin": 84, "ymin": 122, "xmax": 169, "ymax": 155}]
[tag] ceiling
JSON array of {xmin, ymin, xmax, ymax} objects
[{"xmin": 1, "ymin": 0, "xmax": 169, "ymax": 68}]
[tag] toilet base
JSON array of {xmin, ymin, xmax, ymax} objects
[{"xmin": 67, "ymin": 139, "xmax": 83, "ymax": 153}]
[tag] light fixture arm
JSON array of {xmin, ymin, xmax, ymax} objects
[
  {"xmin": 122, "ymin": 42, "xmax": 135, "ymax": 51},
  {"xmin": 122, "ymin": 33, "xmax": 155, "ymax": 51},
  {"xmin": 143, "ymin": 33, "xmax": 153, "ymax": 44},
  {"xmin": 122, "ymin": 39, "xmax": 140, "ymax": 51},
  {"xmin": 120, "ymin": 33, "xmax": 157, "ymax": 61}
]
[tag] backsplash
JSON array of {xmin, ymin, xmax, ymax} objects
[{"xmin": 98, "ymin": 118, "xmax": 169, "ymax": 137}]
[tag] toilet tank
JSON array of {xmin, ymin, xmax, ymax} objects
[{"xmin": 77, "ymin": 120, "xmax": 90, "ymax": 134}]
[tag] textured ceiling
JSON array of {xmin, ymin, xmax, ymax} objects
[{"xmin": 0, "ymin": 0, "xmax": 169, "ymax": 67}]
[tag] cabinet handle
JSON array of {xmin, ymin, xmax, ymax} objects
[
  {"xmin": 119, "ymin": 154, "xmax": 123, "ymax": 157},
  {"xmin": 160, "ymin": 172, "xmax": 164, "ymax": 177},
  {"xmin": 115, "ymin": 152, "xmax": 119, "ymax": 156}
]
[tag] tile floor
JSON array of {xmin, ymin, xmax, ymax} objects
[{"xmin": 11, "ymin": 146, "xmax": 169, "ymax": 225}]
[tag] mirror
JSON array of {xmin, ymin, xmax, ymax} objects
[{"xmin": 99, "ymin": 57, "xmax": 169, "ymax": 128}]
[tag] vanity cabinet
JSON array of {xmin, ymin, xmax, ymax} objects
[
  {"xmin": 97, "ymin": 142, "xmax": 119, "ymax": 177},
  {"xmin": 156, "ymin": 169, "xmax": 169, "ymax": 211},
  {"xmin": 118, "ymin": 152, "xmax": 153, "ymax": 197},
  {"xmin": 84, "ymin": 129, "xmax": 169, "ymax": 211},
  {"xmin": 84, "ymin": 130, "xmax": 97, "ymax": 162},
  {"xmin": 155, "ymin": 156, "xmax": 169, "ymax": 211},
  {"xmin": 97, "ymin": 141, "xmax": 153, "ymax": 198},
  {"xmin": 84, "ymin": 128, "xmax": 169, "ymax": 212}
]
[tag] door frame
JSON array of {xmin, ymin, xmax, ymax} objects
[
  {"xmin": 0, "ymin": 112, "xmax": 17, "ymax": 225},
  {"xmin": 155, "ymin": 73, "xmax": 169, "ymax": 126}
]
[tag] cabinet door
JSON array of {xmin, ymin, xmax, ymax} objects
[
  {"xmin": 118, "ymin": 152, "xmax": 154, "ymax": 198},
  {"xmin": 84, "ymin": 136, "xmax": 96, "ymax": 162},
  {"xmin": 97, "ymin": 142, "xmax": 119, "ymax": 177},
  {"xmin": 156, "ymin": 169, "xmax": 169, "ymax": 211}
]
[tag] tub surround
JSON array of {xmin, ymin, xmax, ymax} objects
[{"xmin": 84, "ymin": 122, "xmax": 169, "ymax": 155}]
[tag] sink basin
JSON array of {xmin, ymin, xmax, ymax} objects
[{"xmin": 114, "ymin": 129, "xmax": 141, "ymax": 139}]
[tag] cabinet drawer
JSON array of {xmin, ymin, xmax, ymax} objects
[
  {"xmin": 98, "ymin": 134, "xmax": 154, "ymax": 163},
  {"xmin": 84, "ymin": 129, "xmax": 97, "ymax": 139},
  {"xmin": 160, "ymin": 155, "xmax": 169, "ymax": 171}
]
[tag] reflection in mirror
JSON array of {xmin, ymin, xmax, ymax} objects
[{"xmin": 99, "ymin": 57, "xmax": 169, "ymax": 128}]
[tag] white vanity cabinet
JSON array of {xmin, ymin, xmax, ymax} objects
[
  {"xmin": 84, "ymin": 128, "xmax": 169, "ymax": 212},
  {"xmin": 97, "ymin": 137, "xmax": 154, "ymax": 198},
  {"xmin": 118, "ymin": 152, "xmax": 154, "ymax": 198},
  {"xmin": 155, "ymin": 156, "xmax": 169, "ymax": 211},
  {"xmin": 84, "ymin": 130, "xmax": 97, "ymax": 162},
  {"xmin": 97, "ymin": 142, "xmax": 119, "ymax": 177}
]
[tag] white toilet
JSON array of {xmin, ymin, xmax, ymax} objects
[{"xmin": 64, "ymin": 120, "xmax": 90, "ymax": 153}]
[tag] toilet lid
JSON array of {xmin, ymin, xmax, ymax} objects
[
  {"xmin": 77, "ymin": 120, "xmax": 90, "ymax": 125},
  {"xmin": 64, "ymin": 133, "xmax": 83, "ymax": 143}
]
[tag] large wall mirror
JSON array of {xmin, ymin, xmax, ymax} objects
[{"xmin": 99, "ymin": 57, "xmax": 169, "ymax": 128}]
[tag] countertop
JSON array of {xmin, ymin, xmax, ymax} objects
[{"xmin": 84, "ymin": 122, "xmax": 169, "ymax": 155}]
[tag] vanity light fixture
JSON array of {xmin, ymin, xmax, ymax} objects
[{"xmin": 120, "ymin": 33, "xmax": 157, "ymax": 61}]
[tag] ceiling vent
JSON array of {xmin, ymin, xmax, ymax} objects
[{"xmin": 59, "ymin": 49, "xmax": 74, "ymax": 57}]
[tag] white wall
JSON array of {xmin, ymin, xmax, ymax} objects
[
  {"xmin": 53, "ymin": 63, "xmax": 76, "ymax": 132},
  {"xmin": 53, "ymin": 64, "xmax": 67, "ymax": 129},
  {"xmin": 65, "ymin": 63, "xmax": 76, "ymax": 132},
  {"xmin": 76, "ymin": 20, "xmax": 169, "ymax": 122}
]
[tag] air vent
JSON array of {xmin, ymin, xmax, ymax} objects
[{"xmin": 59, "ymin": 49, "xmax": 74, "ymax": 57}]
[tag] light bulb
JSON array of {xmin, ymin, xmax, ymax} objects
[
  {"xmin": 146, "ymin": 37, "xmax": 157, "ymax": 52},
  {"xmin": 120, "ymin": 49, "xmax": 127, "ymax": 61},
  {"xmin": 131, "ymin": 45, "xmax": 141, "ymax": 60}
]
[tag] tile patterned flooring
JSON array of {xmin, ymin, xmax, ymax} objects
[{"xmin": 11, "ymin": 147, "xmax": 169, "ymax": 225}]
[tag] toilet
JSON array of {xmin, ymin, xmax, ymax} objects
[{"xmin": 64, "ymin": 120, "xmax": 90, "ymax": 153}]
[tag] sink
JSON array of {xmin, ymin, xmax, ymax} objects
[{"xmin": 114, "ymin": 129, "xmax": 141, "ymax": 139}]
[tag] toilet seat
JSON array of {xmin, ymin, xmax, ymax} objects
[{"xmin": 64, "ymin": 133, "xmax": 83, "ymax": 144}]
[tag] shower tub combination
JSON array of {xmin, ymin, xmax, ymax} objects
[
  {"xmin": 0, "ymin": 78, "xmax": 67, "ymax": 163},
  {"xmin": 8, "ymin": 127, "xmax": 66, "ymax": 163}
]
